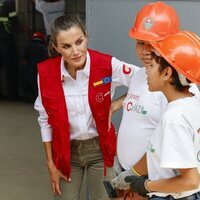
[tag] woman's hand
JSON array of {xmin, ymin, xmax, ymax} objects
[{"xmin": 47, "ymin": 162, "xmax": 69, "ymax": 196}]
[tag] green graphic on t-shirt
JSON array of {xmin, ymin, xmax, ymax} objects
[{"xmin": 133, "ymin": 104, "xmax": 147, "ymax": 115}]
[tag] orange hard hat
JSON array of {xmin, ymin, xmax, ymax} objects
[
  {"xmin": 150, "ymin": 31, "xmax": 200, "ymax": 84},
  {"xmin": 32, "ymin": 31, "xmax": 46, "ymax": 42},
  {"xmin": 129, "ymin": 1, "xmax": 180, "ymax": 41}
]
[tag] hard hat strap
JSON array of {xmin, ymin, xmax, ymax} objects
[{"xmin": 178, "ymin": 73, "xmax": 190, "ymax": 86}]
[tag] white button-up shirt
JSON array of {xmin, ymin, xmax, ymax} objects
[{"xmin": 34, "ymin": 51, "xmax": 139, "ymax": 142}]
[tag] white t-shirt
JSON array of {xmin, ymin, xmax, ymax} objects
[
  {"xmin": 35, "ymin": 0, "xmax": 65, "ymax": 35},
  {"xmin": 117, "ymin": 68, "xmax": 167, "ymax": 170},
  {"xmin": 34, "ymin": 51, "xmax": 140, "ymax": 141},
  {"xmin": 147, "ymin": 95, "xmax": 200, "ymax": 198}
]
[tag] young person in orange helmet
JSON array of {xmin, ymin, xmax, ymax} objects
[
  {"xmin": 125, "ymin": 30, "xmax": 200, "ymax": 200},
  {"xmin": 110, "ymin": 2, "xmax": 199, "ymax": 198}
]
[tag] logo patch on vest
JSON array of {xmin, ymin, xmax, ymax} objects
[
  {"xmin": 96, "ymin": 92, "xmax": 104, "ymax": 102},
  {"xmin": 96, "ymin": 91, "xmax": 111, "ymax": 103},
  {"xmin": 93, "ymin": 76, "xmax": 112, "ymax": 87}
]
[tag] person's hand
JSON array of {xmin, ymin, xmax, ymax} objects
[
  {"xmin": 111, "ymin": 168, "xmax": 136, "ymax": 190},
  {"xmin": 125, "ymin": 175, "xmax": 150, "ymax": 197},
  {"xmin": 113, "ymin": 156, "xmax": 123, "ymax": 176},
  {"xmin": 47, "ymin": 162, "xmax": 69, "ymax": 196}
]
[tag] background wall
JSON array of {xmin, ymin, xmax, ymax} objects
[{"xmin": 86, "ymin": 0, "xmax": 200, "ymax": 128}]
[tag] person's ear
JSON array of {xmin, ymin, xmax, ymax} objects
[{"xmin": 162, "ymin": 66, "xmax": 173, "ymax": 81}]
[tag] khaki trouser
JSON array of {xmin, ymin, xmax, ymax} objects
[{"xmin": 54, "ymin": 137, "xmax": 113, "ymax": 200}]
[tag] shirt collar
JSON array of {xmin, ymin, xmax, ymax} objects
[{"xmin": 60, "ymin": 51, "xmax": 90, "ymax": 80}]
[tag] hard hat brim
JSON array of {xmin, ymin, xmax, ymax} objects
[{"xmin": 129, "ymin": 28, "xmax": 165, "ymax": 42}]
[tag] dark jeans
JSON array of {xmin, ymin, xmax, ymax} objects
[{"xmin": 149, "ymin": 192, "xmax": 200, "ymax": 200}]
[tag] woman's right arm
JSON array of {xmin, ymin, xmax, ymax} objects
[
  {"xmin": 34, "ymin": 99, "xmax": 69, "ymax": 196},
  {"xmin": 34, "ymin": 76, "xmax": 68, "ymax": 196},
  {"xmin": 44, "ymin": 141, "xmax": 68, "ymax": 196}
]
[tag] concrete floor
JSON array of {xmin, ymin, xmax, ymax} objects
[{"xmin": 0, "ymin": 101, "xmax": 87, "ymax": 200}]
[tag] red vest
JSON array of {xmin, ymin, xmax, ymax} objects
[{"xmin": 38, "ymin": 49, "xmax": 116, "ymax": 178}]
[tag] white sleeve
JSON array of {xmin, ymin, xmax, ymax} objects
[
  {"xmin": 34, "ymin": 75, "xmax": 52, "ymax": 142},
  {"xmin": 160, "ymin": 122, "xmax": 196, "ymax": 169},
  {"xmin": 111, "ymin": 57, "xmax": 140, "ymax": 88}
]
